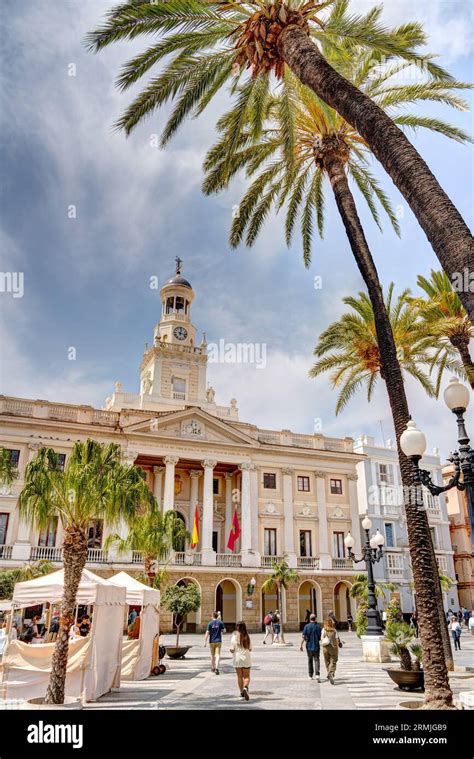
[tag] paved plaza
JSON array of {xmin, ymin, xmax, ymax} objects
[{"xmin": 86, "ymin": 632, "xmax": 474, "ymax": 711}]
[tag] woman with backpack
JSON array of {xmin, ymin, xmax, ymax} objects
[
  {"xmin": 321, "ymin": 617, "xmax": 341, "ymax": 684},
  {"xmin": 230, "ymin": 621, "xmax": 252, "ymax": 701},
  {"xmin": 262, "ymin": 610, "xmax": 274, "ymax": 645}
]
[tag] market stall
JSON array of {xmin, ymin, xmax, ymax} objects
[
  {"xmin": 108, "ymin": 572, "xmax": 160, "ymax": 681},
  {"xmin": 1, "ymin": 568, "xmax": 126, "ymax": 702}
]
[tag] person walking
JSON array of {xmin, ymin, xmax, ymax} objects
[
  {"xmin": 462, "ymin": 607, "xmax": 470, "ymax": 628},
  {"xmin": 321, "ymin": 617, "xmax": 340, "ymax": 684},
  {"xmin": 469, "ymin": 612, "xmax": 474, "ymax": 636},
  {"xmin": 410, "ymin": 612, "xmax": 419, "ymax": 638},
  {"xmin": 230, "ymin": 621, "xmax": 252, "ymax": 701},
  {"xmin": 262, "ymin": 610, "xmax": 274, "ymax": 645},
  {"xmin": 300, "ymin": 613, "xmax": 322, "ymax": 681},
  {"xmin": 450, "ymin": 616, "xmax": 462, "ymax": 651},
  {"xmin": 347, "ymin": 613, "xmax": 354, "ymax": 632},
  {"xmin": 204, "ymin": 611, "xmax": 226, "ymax": 675},
  {"xmin": 328, "ymin": 610, "xmax": 337, "ymax": 628},
  {"xmin": 272, "ymin": 610, "xmax": 281, "ymax": 644}
]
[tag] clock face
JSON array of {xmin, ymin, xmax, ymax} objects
[{"xmin": 173, "ymin": 326, "xmax": 188, "ymax": 341}]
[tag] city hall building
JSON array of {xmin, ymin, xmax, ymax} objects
[{"xmin": 0, "ymin": 263, "xmax": 367, "ymax": 633}]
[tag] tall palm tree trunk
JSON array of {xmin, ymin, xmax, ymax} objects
[
  {"xmin": 278, "ymin": 26, "xmax": 474, "ymax": 323},
  {"xmin": 278, "ymin": 582, "xmax": 285, "ymax": 643},
  {"xmin": 450, "ymin": 336, "xmax": 474, "ymax": 389},
  {"xmin": 325, "ymin": 156, "xmax": 453, "ymax": 706},
  {"xmin": 44, "ymin": 526, "xmax": 88, "ymax": 704}
]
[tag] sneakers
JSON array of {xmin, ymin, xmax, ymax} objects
[
  {"xmin": 243, "ymin": 686, "xmax": 250, "ymax": 701},
  {"xmin": 316, "ymin": 676, "xmax": 320, "ymax": 683},
  {"xmin": 215, "ymin": 668, "xmax": 220, "ymax": 675},
  {"xmin": 309, "ymin": 675, "xmax": 313, "ymax": 680},
  {"xmin": 328, "ymin": 674, "xmax": 335, "ymax": 685}
]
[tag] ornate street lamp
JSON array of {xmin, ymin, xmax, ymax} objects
[
  {"xmin": 400, "ymin": 378, "xmax": 474, "ymax": 550},
  {"xmin": 344, "ymin": 517, "xmax": 385, "ymax": 636}
]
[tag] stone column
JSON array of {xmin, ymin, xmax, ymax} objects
[
  {"xmin": 201, "ymin": 460, "xmax": 217, "ymax": 565},
  {"xmin": 239, "ymin": 464, "xmax": 258, "ymax": 567},
  {"xmin": 224, "ymin": 472, "xmax": 233, "ymax": 553},
  {"xmin": 315, "ymin": 470, "xmax": 331, "ymax": 570},
  {"xmin": 163, "ymin": 456, "xmax": 179, "ymax": 513},
  {"xmin": 153, "ymin": 466, "xmax": 165, "ymax": 508},
  {"xmin": 282, "ymin": 468, "xmax": 297, "ymax": 568},
  {"xmin": 250, "ymin": 465, "xmax": 260, "ymax": 562},
  {"xmin": 12, "ymin": 442, "xmax": 40, "ymax": 560},
  {"xmin": 348, "ymin": 473, "xmax": 364, "ymax": 568},
  {"xmin": 189, "ymin": 470, "xmax": 202, "ymax": 531}
]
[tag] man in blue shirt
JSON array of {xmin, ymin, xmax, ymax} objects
[
  {"xmin": 204, "ymin": 611, "xmax": 226, "ymax": 675},
  {"xmin": 300, "ymin": 613, "xmax": 322, "ymax": 681}
]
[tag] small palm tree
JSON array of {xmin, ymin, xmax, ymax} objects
[
  {"xmin": 261, "ymin": 556, "xmax": 298, "ymax": 643},
  {"xmin": 349, "ymin": 573, "xmax": 395, "ymax": 602},
  {"xmin": 18, "ymin": 440, "xmax": 153, "ymax": 704},
  {"xmin": 411, "ymin": 270, "xmax": 474, "ymax": 389},
  {"xmin": 385, "ymin": 621, "xmax": 416, "ymax": 671},
  {"xmin": 86, "ymin": 1, "xmax": 474, "ymax": 313},
  {"xmin": 106, "ymin": 510, "xmax": 189, "ymax": 586},
  {"xmin": 17, "ymin": 560, "xmax": 54, "ymax": 582},
  {"xmin": 0, "ymin": 447, "xmax": 18, "ymax": 490},
  {"xmin": 310, "ymin": 286, "xmax": 457, "ymax": 414}
]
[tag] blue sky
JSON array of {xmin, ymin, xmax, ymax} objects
[{"xmin": 0, "ymin": 0, "xmax": 473, "ymax": 458}]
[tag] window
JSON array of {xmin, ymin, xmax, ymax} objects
[
  {"xmin": 87, "ymin": 520, "xmax": 103, "ymax": 549},
  {"xmin": 264, "ymin": 528, "xmax": 277, "ymax": 556},
  {"xmin": 213, "ymin": 478, "xmax": 220, "ymax": 495},
  {"xmin": 172, "ymin": 377, "xmax": 186, "ymax": 397},
  {"xmin": 430, "ymin": 526, "xmax": 438, "ymax": 549},
  {"xmin": 330, "ymin": 479, "xmax": 342, "ymax": 495},
  {"xmin": 175, "ymin": 296, "xmax": 185, "ymax": 313},
  {"xmin": 333, "ymin": 531, "xmax": 345, "ymax": 558},
  {"xmin": 297, "ymin": 476, "xmax": 310, "ymax": 492},
  {"xmin": 299, "ymin": 530, "xmax": 312, "ymax": 557},
  {"xmin": 165, "ymin": 296, "xmax": 174, "ymax": 314},
  {"xmin": 263, "ymin": 473, "xmax": 276, "ymax": 489},
  {"xmin": 377, "ymin": 463, "xmax": 394, "ymax": 485},
  {"xmin": 38, "ymin": 518, "xmax": 58, "ymax": 547},
  {"xmin": 0, "ymin": 514, "xmax": 9, "ymax": 545},
  {"xmin": 5, "ymin": 449, "xmax": 20, "ymax": 469},
  {"xmin": 212, "ymin": 531, "xmax": 219, "ymax": 553},
  {"xmin": 384, "ymin": 522, "xmax": 395, "ymax": 548},
  {"xmin": 47, "ymin": 453, "xmax": 66, "ymax": 471}
]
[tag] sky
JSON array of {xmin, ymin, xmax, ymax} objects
[{"xmin": 0, "ymin": 0, "xmax": 473, "ymax": 460}]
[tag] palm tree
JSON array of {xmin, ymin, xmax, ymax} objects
[
  {"xmin": 0, "ymin": 447, "xmax": 18, "ymax": 490},
  {"xmin": 310, "ymin": 287, "xmax": 456, "ymax": 413},
  {"xmin": 349, "ymin": 573, "xmax": 395, "ymax": 602},
  {"xmin": 261, "ymin": 556, "xmax": 298, "ymax": 643},
  {"xmin": 87, "ymin": 0, "xmax": 474, "ymax": 320},
  {"xmin": 412, "ymin": 270, "xmax": 474, "ymax": 388},
  {"xmin": 18, "ymin": 440, "xmax": 153, "ymax": 704},
  {"xmin": 204, "ymin": 43, "xmax": 465, "ymax": 699},
  {"xmin": 106, "ymin": 509, "xmax": 189, "ymax": 586}
]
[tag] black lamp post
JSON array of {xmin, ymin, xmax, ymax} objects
[
  {"xmin": 344, "ymin": 517, "xmax": 385, "ymax": 636},
  {"xmin": 400, "ymin": 378, "xmax": 474, "ymax": 552}
]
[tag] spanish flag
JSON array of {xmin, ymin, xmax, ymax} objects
[
  {"xmin": 227, "ymin": 509, "xmax": 241, "ymax": 552},
  {"xmin": 190, "ymin": 504, "xmax": 199, "ymax": 549}
]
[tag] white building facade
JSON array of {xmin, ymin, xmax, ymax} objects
[{"xmin": 354, "ymin": 435, "xmax": 459, "ymax": 617}]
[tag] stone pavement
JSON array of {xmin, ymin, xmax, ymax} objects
[{"xmin": 86, "ymin": 631, "xmax": 474, "ymax": 711}]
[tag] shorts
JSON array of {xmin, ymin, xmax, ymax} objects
[
  {"xmin": 273, "ymin": 624, "xmax": 281, "ymax": 634},
  {"xmin": 209, "ymin": 642, "xmax": 222, "ymax": 653}
]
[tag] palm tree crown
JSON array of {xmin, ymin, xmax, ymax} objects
[
  {"xmin": 309, "ymin": 285, "xmax": 458, "ymax": 414},
  {"xmin": 203, "ymin": 50, "xmax": 470, "ymax": 263}
]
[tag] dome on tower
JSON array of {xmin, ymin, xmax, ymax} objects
[{"xmin": 164, "ymin": 274, "xmax": 192, "ymax": 289}]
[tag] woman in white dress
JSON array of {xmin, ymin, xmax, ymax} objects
[{"xmin": 230, "ymin": 621, "xmax": 252, "ymax": 701}]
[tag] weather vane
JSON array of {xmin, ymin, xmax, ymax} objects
[{"xmin": 175, "ymin": 256, "xmax": 183, "ymax": 275}]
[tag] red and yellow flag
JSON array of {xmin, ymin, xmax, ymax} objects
[
  {"xmin": 227, "ymin": 509, "xmax": 241, "ymax": 552},
  {"xmin": 190, "ymin": 504, "xmax": 199, "ymax": 548}
]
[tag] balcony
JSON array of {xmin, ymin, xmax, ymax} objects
[
  {"xmin": 332, "ymin": 558, "xmax": 353, "ymax": 570},
  {"xmin": 385, "ymin": 552, "xmax": 404, "ymax": 578},
  {"xmin": 174, "ymin": 551, "xmax": 202, "ymax": 566},
  {"xmin": 87, "ymin": 548, "xmax": 108, "ymax": 563},
  {"xmin": 0, "ymin": 545, "xmax": 13, "ymax": 560},
  {"xmin": 132, "ymin": 551, "xmax": 144, "ymax": 565},
  {"xmin": 261, "ymin": 555, "xmax": 283, "ymax": 568},
  {"xmin": 172, "ymin": 391, "xmax": 186, "ymax": 401},
  {"xmin": 297, "ymin": 556, "xmax": 320, "ymax": 570},
  {"xmin": 435, "ymin": 555, "xmax": 448, "ymax": 574},
  {"xmin": 216, "ymin": 553, "xmax": 242, "ymax": 568},
  {"xmin": 30, "ymin": 546, "xmax": 62, "ymax": 562}
]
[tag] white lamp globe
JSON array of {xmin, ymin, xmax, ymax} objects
[
  {"xmin": 362, "ymin": 515, "xmax": 372, "ymax": 531},
  {"xmin": 344, "ymin": 532, "xmax": 355, "ymax": 549},
  {"xmin": 400, "ymin": 420, "xmax": 427, "ymax": 458},
  {"xmin": 444, "ymin": 377, "xmax": 470, "ymax": 412},
  {"xmin": 369, "ymin": 536, "xmax": 378, "ymax": 549},
  {"xmin": 373, "ymin": 530, "xmax": 385, "ymax": 547},
  {"xmin": 250, "ymin": 577, "xmax": 256, "ymax": 587}
]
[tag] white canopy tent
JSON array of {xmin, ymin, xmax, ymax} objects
[
  {"xmin": 108, "ymin": 572, "xmax": 160, "ymax": 681},
  {"xmin": 1, "ymin": 568, "xmax": 126, "ymax": 703}
]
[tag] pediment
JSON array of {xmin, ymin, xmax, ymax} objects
[{"xmin": 123, "ymin": 407, "xmax": 258, "ymax": 447}]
